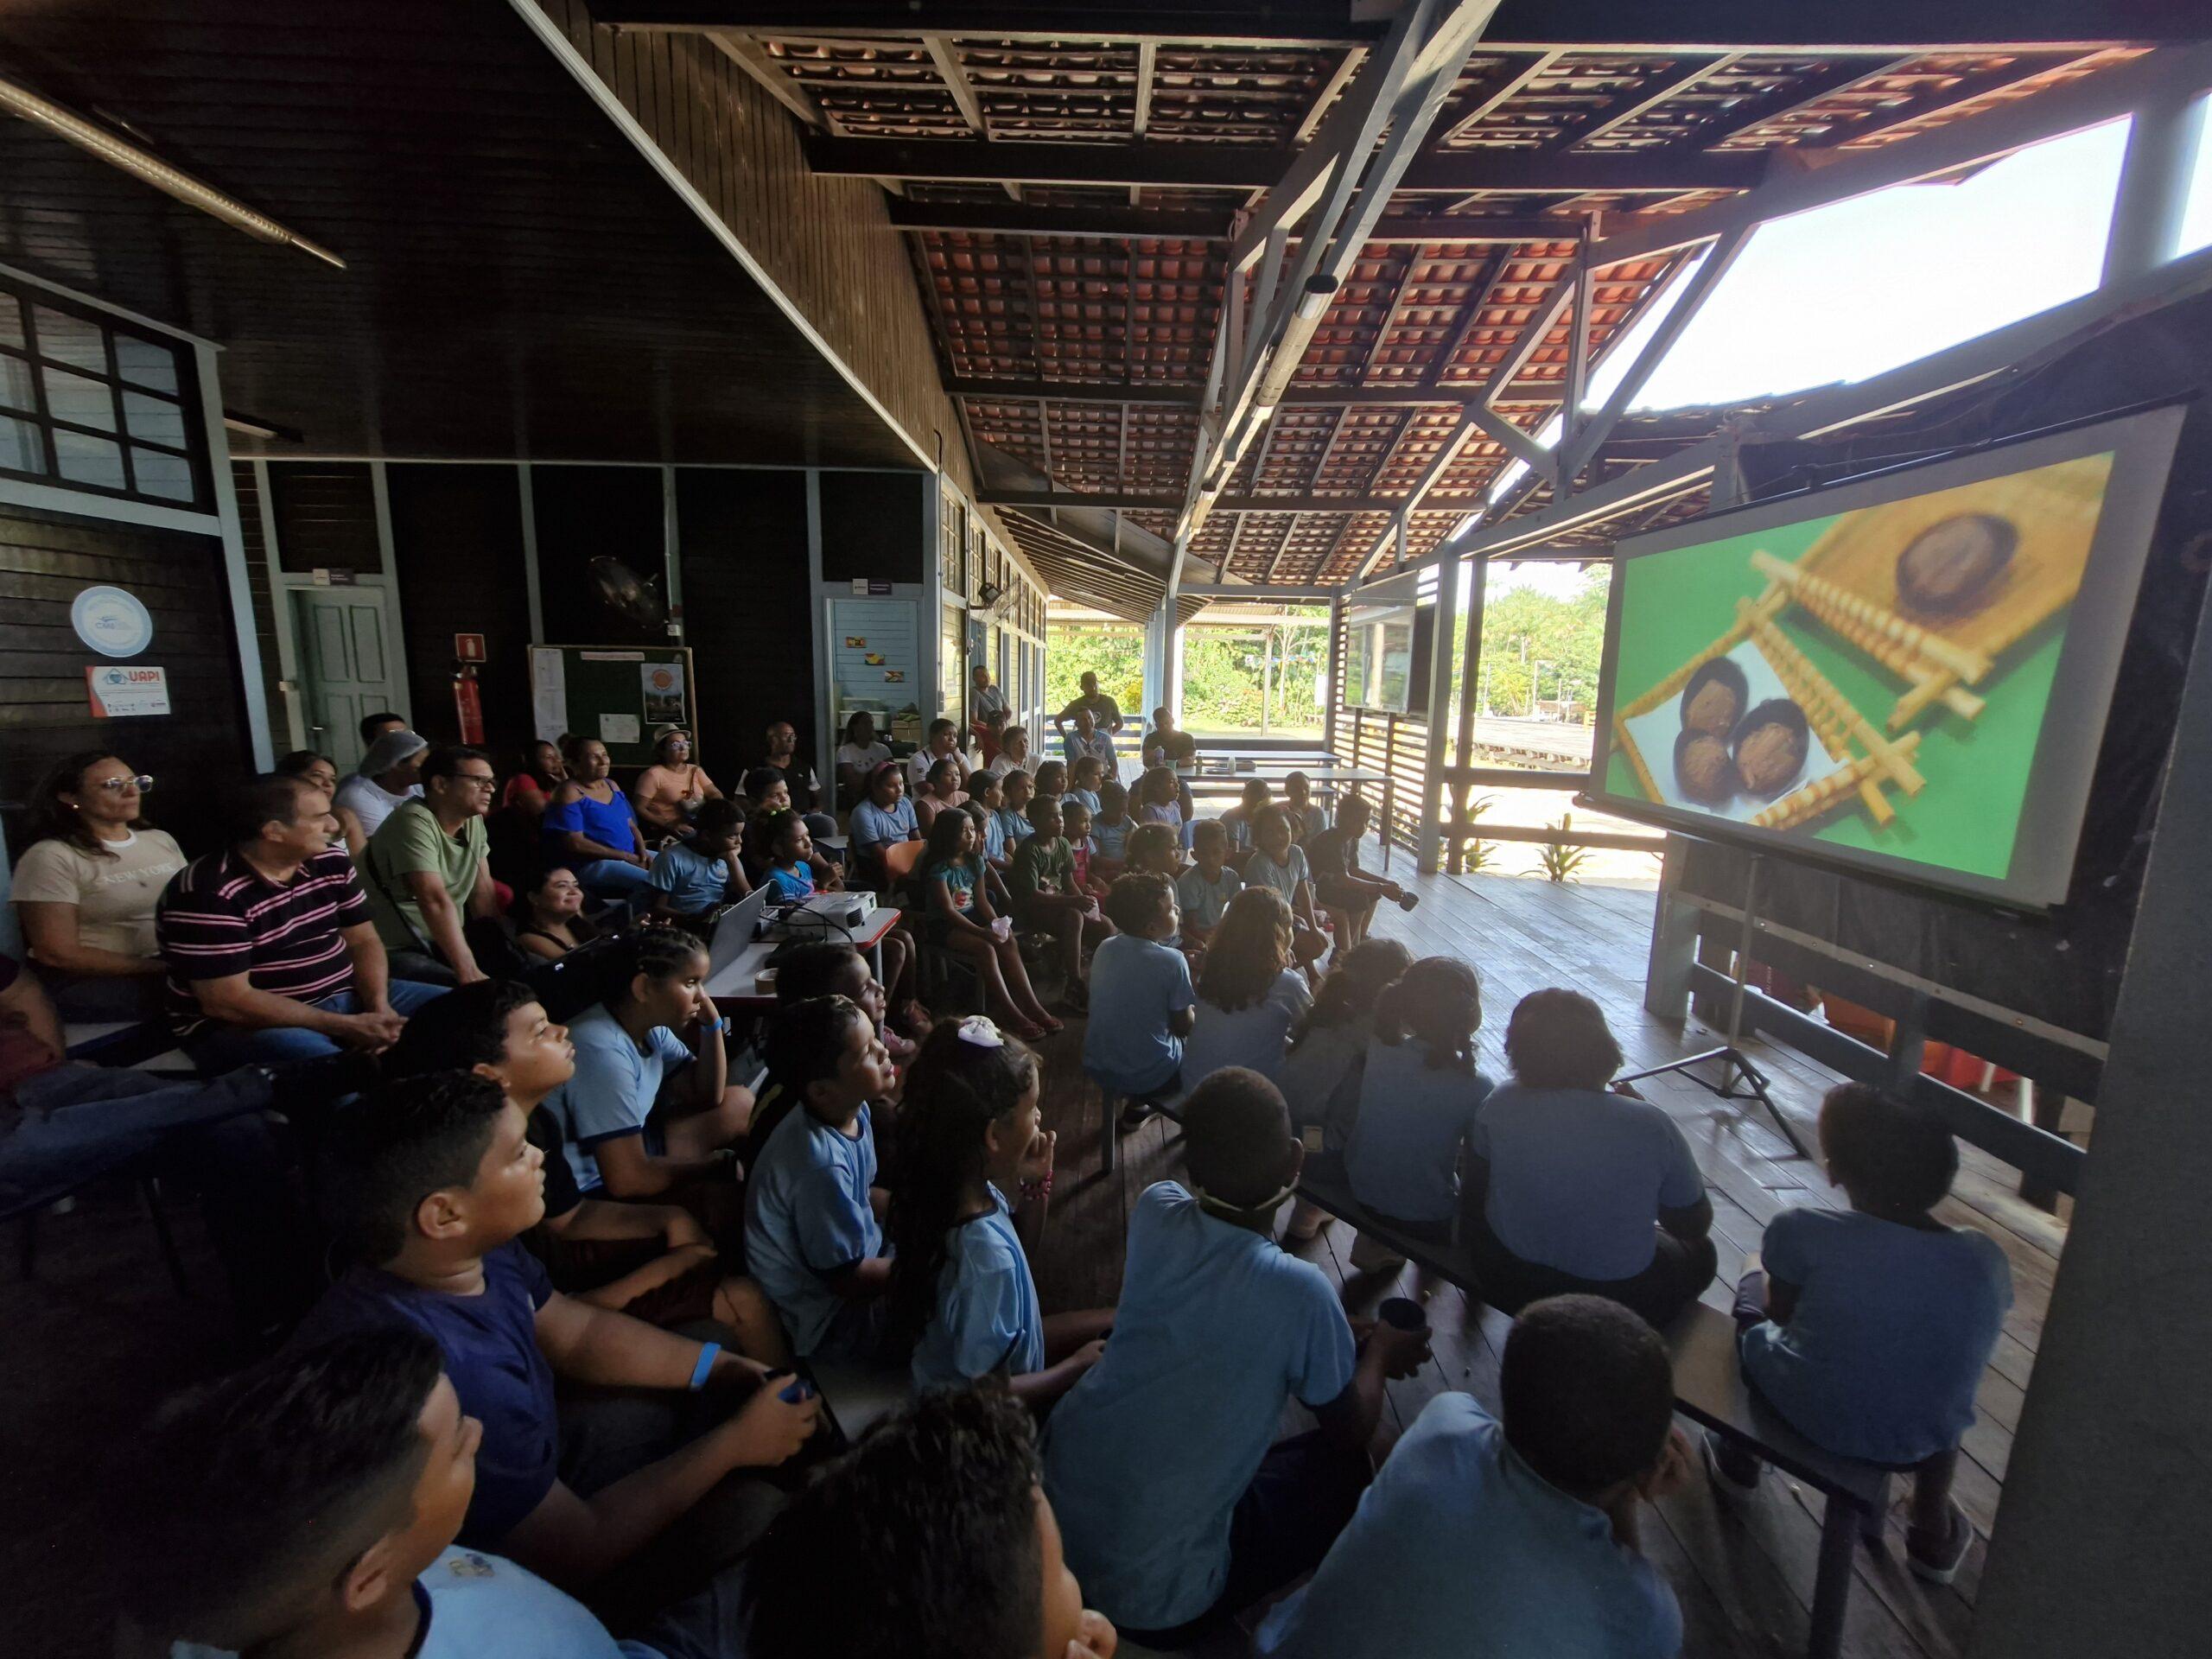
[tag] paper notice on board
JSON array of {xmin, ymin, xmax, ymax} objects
[
  {"xmin": 531, "ymin": 650, "xmax": 569, "ymax": 743},
  {"xmin": 600, "ymin": 713, "xmax": 641, "ymax": 747}
]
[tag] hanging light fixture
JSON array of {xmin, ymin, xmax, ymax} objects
[{"xmin": 0, "ymin": 74, "xmax": 346, "ymax": 269}]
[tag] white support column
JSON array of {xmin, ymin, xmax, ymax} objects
[
  {"xmin": 2104, "ymin": 83, "xmax": 2209, "ymax": 285},
  {"xmin": 366, "ymin": 459, "xmax": 411, "ymax": 728},
  {"xmin": 806, "ymin": 470, "xmax": 831, "ymax": 794},
  {"xmin": 252, "ymin": 459, "xmax": 305, "ymax": 753},
  {"xmin": 1416, "ymin": 556, "xmax": 1460, "ymax": 874},
  {"xmin": 660, "ymin": 465, "xmax": 684, "ymax": 645},
  {"xmin": 198, "ymin": 342, "xmax": 275, "ymax": 770},
  {"xmin": 518, "ymin": 463, "xmax": 545, "ymax": 645}
]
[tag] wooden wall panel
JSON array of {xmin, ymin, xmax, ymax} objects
[
  {"xmin": 676, "ymin": 467, "xmax": 815, "ymax": 776},
  {"xmin": 385, "ymin": 464, "xmax": 535, "ymax": 761},
  {"xmin": 531, "ymin": 465, "xmax": 668, "ymax": 649},
  {"xmin": 0, "ymin": 505, "xmax": 251, "ymax": 857},
  {"xmin": 820, "ymin": 473, "xmax": 926, "ymax": 587},
  {"xmin": 268, "ymin": 463, "xmax": 382, "ymax": 575}
]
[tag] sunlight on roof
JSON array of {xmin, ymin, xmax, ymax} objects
[{"xmin": 1630, "ymin": 118, "xmax": 2132, "ymax": 412}]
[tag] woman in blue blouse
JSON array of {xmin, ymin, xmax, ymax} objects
[{"xmin": 541, "ymin": 735, "xmax": 652, "ymax": 897}]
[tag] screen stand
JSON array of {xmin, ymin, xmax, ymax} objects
[{"xmin": 1616, "ymin": 854, "xmax": 1811, "ymax": 1160}]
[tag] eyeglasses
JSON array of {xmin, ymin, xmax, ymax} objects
[
  {"xmin": 452, "ymin": 773, "xmax": 498, "ymax": 791},
  {"xmin": 92, "ymin": 775, "xmax": 154, "ymax": 794}
]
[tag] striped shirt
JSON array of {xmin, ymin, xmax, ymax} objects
[{"xmin": 157, "ymin": 845, "xmax": 372, "ymax": 1039}]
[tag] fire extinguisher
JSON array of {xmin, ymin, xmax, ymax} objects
[{"xmin": 454, "ymin": 662, "xmax": 485, "ymax": 747}]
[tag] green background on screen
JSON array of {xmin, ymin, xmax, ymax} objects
[{"xmin": 1602, "ymin": 510, "xmax": 2081, "ymax": 881}]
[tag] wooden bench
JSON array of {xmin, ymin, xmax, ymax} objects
[{"xmin": 1294, "ymin": 1161, "xmax": 1888, "ymax": 1659}]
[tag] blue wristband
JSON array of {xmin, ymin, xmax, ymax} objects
[{"xmin": 689, "ymin": 1342, "xmax": 721, "ymax": 1391}]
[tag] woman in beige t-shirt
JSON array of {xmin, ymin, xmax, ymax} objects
[{"xmin": 10, "ymin": 751, "xmax": 186, "ymax": 1020}]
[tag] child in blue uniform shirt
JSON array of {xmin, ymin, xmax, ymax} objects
[
  {"xmin": 1042, "ymin": 1069, "xmax": 1428, "ymax": 1641},
  {"xmin": 646, "ymin": 797, "xmax": 747, "ymax": 923},
  {"xmin": 758, "ymin": 809, "xmax": 817, "ymax": 902},
  {"xmin": 995, "ymin": 768, "xmax": 1039, "ymax": 852},
  {"xmin": 1710, "ymin": 1083, "xmax": 2012, "ymax": 1584},
  {"xmin": 1067, "ymin": 753, "xmax": 1106, "ymax": 818},
  {"xmin": 743, "ymin": 994, "xmax": 899, "ymax": 1357},
  {"xmin": 886, "ymin": 1016, "xmax": 1115, "ymax": 1401},
  {"xmin": 1082, "ymin": 874, "xmax": 1196, "ymax": 1119},
  {"xmin": 1090, "ymin": 779, "xmax": 1134, "ymax": 874},
  {"xmin": 1255, "ymin": 1295, "xmax": 1689, "ymax": 1659},
  {"xmin": 967, "ymin": 769, "xmax": 1013, "ymax": 867},
  {"xmin": 1173, "ymin": 819, "xmax": 1243, "ymax": 951},
  {"xmin": 1344, "ymin": 957, "xmax": 1494, "ymax": 1267}
]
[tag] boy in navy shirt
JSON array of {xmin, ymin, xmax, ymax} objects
[
  {"xmin": 1255, "ymin": 1295, "xmax": 1688, "ymax": 1659},
  {"xmin": 297, "ymin": 1071, "xmax": 817, "ymax": 1600},
  {"xmin": 1041, "ymin": 1068, "xmax": 1427, "ymax": 1642},
  {"xmin": 124, "ymin": 1328, "xmax": 755, "ymax": 1658},
  {"xmin": 1709, "ymin": 1084, "xmax": 2012, "ymax": 1584},
  {"xmin": 648, "ymin": 798, "xmax": 748, "ymax": 924}
]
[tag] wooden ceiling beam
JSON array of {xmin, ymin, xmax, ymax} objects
[
  {"xmin": 948, "ymin": 375, "xmax": 1582, "ymax": 407},
  {"xmin": 887, "ymin": 199, "xmax": 1584, "ymax": 244}
]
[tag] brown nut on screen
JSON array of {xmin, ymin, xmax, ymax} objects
[
  {"xmin": 1896, "ymin": 512, "xmax": 2016, "ymax": 618},
  {"xmin": 1732, "ymin": 699, "xmax": 1811, "ymax": 798}
]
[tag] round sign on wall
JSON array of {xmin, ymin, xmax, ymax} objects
[{"xmin": 70, "ymin": 585, "xmax": 155, "ymax": 658}]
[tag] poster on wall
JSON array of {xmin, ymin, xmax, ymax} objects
[
  {"xmin": 86, "ymin": 664, "xmax": 170, "ymax": 716},
  {"xmin": 531, "ymin": 649, "xmax": 569, "ymax": 739},
  {"xmin": 71, "ymin": 585, "xmax": 154, "ymax": 658},
  {"xmin": 641, "ymin": 661, "xmax": 687, "ymax": 724}
]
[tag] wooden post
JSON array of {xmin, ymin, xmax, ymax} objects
[
  {"xmin": 1450, "ymin": 554, "xmax": 1489, "ymax": 874},
  {"xmin": 1417, "ymin": 556, "xmax": 1460, "ymax": 874}
]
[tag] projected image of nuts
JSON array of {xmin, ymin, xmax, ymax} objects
[
  {"xmin": 1896, "ymin": 512, "xmax": 2016, "ymax": 618},
  {"xmin": 1732, "ymin": 699, "xmax": 1811, "ymax": 799},
  {"xmin": 1678, "ymin": 657, "xmax": 1748, "ymax": 736},
  {"xmin": 1674, "ymin": 729, "xmax": 1737, "ymax": 804}
]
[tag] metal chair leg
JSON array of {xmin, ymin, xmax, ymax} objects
[
  {"xmin": 1100, "ymin": 1094, "xmax": 1119, "ymax": 1174},
  {"xmin": 1808, "ymin": 1494, "xmax": 1860, "ymax": 1659},
  {"xmin": 140, "ymin": 1177, "xmax": 192, "ymax": 1298}
]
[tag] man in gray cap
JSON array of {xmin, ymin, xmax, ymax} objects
[{"xmin": 333, "ymin": 728, "xmax": 428, "ymax": 849}]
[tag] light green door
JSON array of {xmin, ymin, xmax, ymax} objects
[{"xmin": 294, "ymin": 588, "xmax": 399, "ymax": 769}]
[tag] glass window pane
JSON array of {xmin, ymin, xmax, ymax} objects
[
  {"xmin": 0, "ymin": 295, "xmax": 22, "ymax": 351},
  {"xmin": 123, "ymin": 390, "xmax": 187, "ymax": 448},
  {"xmin": 130, "ymin": 446, "xmax": 196, "ymax": 501},
  {"xmin": 0, "ymin": 354, "xmax": 34, "ymax": 413},
  {"xmin": 113, "ymin": 333, "xmax": 180, "ymax": 392},
  {"xmin": 0, "ymin": 413, "xmax": 46, "ymax": 474},
  {"xmin": 32, "ymin": 305, "xmax": 106, "ymax": 372},
  {"xmin": 43, "ymin": 365, "xmax": 117, "ymax": 430},
  {"xmin": 54, "ymin": 429, "xmax": 125, "ymax": 490}
]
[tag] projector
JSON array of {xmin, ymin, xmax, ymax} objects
[{"xmin": 764, "ymin": 891, "xmax": 874, "ymax": 940}]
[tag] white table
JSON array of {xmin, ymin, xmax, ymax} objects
[{"xmin": 704, "ymin": 904, "xmax": 902, "ymax": 1008}]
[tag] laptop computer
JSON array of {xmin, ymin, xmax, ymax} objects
[{"xmin": 706, "ymin": 884, "xmax": 773, "ymax": 980}]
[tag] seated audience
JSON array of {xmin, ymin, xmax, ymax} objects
[
  {"xmin": 10, "ymin": 750, "xmax": 184, "ymax": 1020},
  {"xmin": 502, "ymin": 739, "xmax": 567, "ymax": 822},
  {"xmin": 299, "ymin": 1071, "xmax": 814, "ymax": 1592},
  {"xmin": 746, "ymin": 1389, "xmax": 1120, "ymax": 1659},
  {"xmin": 649, "ymin": 797, "xmax": 751, "ymax": 925},
  {"xmin": 1083, "ymin": 874, "xmax": 1194, "ymax": 1124},
  {"xmin": 360, "ymin": 709, "xmax": 410, "ymax": 748},
  {"xmin": 1242, "ymin": 806, "xmax": 1330, "ymax": 969},
  {"xmin": 334, "ymin": 728, "xmax": 429, "ymax": 852},
  {"xmin": 1140, "ymin": 705, "xmax": 1190, "ymax": 769},
  {"xmin": 1042, "ymin": 1068, "xmax": 1426, "ymax": 1641},
  {"xmin": 1060, "ymin": 703, "xmax": 1116, "ymax": 772},
  {"xmin": 122, "ymin": 1328, "xmax": 760, "ymax": 1659},
  {"xmin": 1173, "ymin": 819, "xmax": 1243, "ymax": 951},
  {"xmin": 0, "ymin": 950, "xmax": 315, "ymax": 1333},
  {"xmin": 387, "ymin": 979, "xmax": 785, "ymax": 1356},
  {"xmin": 1465, "ymin": 988, "xmax": 1716, "ymax": 1326},
  {"xmin": 158, "ymin": 775, "xmax": 446, "ymax": 1070},
  {"xmin": 995, "ymin": 769, "xmax": 1039, "ymax": 855},
  {"xmin": 741, "ymin": 766, "xmax": 839, "ymax": 886},
  {"xmin": 1180, "ymin": 888, "xmax": 1311, "ymax": 1089},
  {"xmin": 274, "ymin": 749, "xmax": 340, "ymax": 798},
  {"xmin": 1132, "ymin": 766, "xmax": 1184, "ymax": 830},
  {"xmin": 968, "ymin": 662, "xmax": 1010, "ymax": 742},
  {"xmin": 988, "ymin": 724, "xmax": 1038, "ymax": 779},
  {"xmin": 887, "ymin": 1018, "xmax": 1113, "ymax": 1400},
  {"xmin": 512, "ymin": 864, "xmax": 601, "ymax": 963},
  {"xmin": 1710, "ymin": 1084, "xmax": 2012, "ymax": 1583},
  {"xmin": 1061, "ymin": 798, "xmax": 1109, "ymax": 900},
  {"xmin": 848, "ymin": 761, "xmax": 920, "ymax": 884},
  {"xmin": 1090, "ymin": 779, "xmax": 1133, "ymax": 876},
  {"xmin": 966, "ymin": 770, "xmax": 1011, "ymax": 867},
  {"xmin": 1277, "ymin": 938, "xmax": 1412, "ymax": 1241},
  {"xmin": 742, "ymin": 995, "xmax": 896, "ymax": 1359},
  {"xmin": 1066, "ymin": 753, "xmax": 1106, "ymax": 817},
  {"xmin": 920, "ymin": 807, "xmax": 1058, "ymax": 1039},
  {"xmin": 834, "ymin": 712, "xmax": 892, "ymax": 807},
  {"xmin": 1283, "ymin": 769, "xmax": 1331, "ymax": 842},
  {"xmin": 632, "ymin": 726, "xmax": 722, "ymax": 838},
  {"xmin": 772, "ymin": 940, "xmax": 916, "ymax": 1068},
  {"xmin": 1008, "ymin": 793, "xmax": 1112, "ymax": 1009},
  {"xmin": 1218, "ymin": 777, "xmax": 1272, "ymax": 865},
  {"xmin": 906, "ymin": 717, "xmax": 966, "ymax": 792},
  {"xmin": 540, "ymin": 930, "xmax": 753, "ymax": 1200},
  {"xmin": 543, "ymin": 736, "xmax": 653, "ymax": 899},
  {"xmin": 1254, "ymin": 1296, "xmax": 1690, "ymax": 1659},
  {"xmin": 980, "ymin": 705, "xmax": 1010, "ymax": 764},
  {"xmin": 757, "ymin": 809, "xmax": 824, "ymax": 902},
  {"xmin": 912, "ymin": 755, "xmax": 969, "ymax": 836},
  {"xmin": 362, "ymin": 746, "xmax": 501, "ymax": 986},
  {"xmin": 1307, "ymin": 794, "xmax": 1416, "ymax": 950},
  {"xmin": 1032, "ymin": 758, "xmax": 1069, "ymax": 806},
  {"xmin": 1344, "ymin": 957, "xmax": 1494, "ymax": 1268},
  {"xmin": 1121, "ymin": 822, "xmax": 1182, "ymax": 887},
  {"xmin": 760, "ymin": 719, "xmax": 835, "ymax": 838}
]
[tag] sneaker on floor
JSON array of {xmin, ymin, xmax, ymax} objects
[
  {"xmin": 1347, "ymin": 1231, "xmax": 1407, "ymax": 1272},
  {"xmin": 1700, "ymin": 1427, "xmax": 1762, "ymax": 1497},
  {"xmin": 1906, "ymin": 1499, "xmax": 1974, "ymax": 1586},
  {"xmin": 1119, "ymin": 1100, "xmax": 1157, "ymax": 1130}
]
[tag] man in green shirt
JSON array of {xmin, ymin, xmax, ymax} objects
[
  {"xmin": 1009, "ymin": 792, "xmax": 1113, "ymax": 1010},
  {"xmin": 362, "ymin": 746, "xmax": 499, "ymax": 985}
]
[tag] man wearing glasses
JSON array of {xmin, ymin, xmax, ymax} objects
[{"xmin": 359, "ymin": 746, "xmax": 503, "ymax": 985}]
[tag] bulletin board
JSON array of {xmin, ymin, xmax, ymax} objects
[
  {"xmin": 529, "ymin": 645, "xmax": 697, "ymax": 766},
  {"xmin": 829, "ymin": 598, "xmax": 925, "ymax": 745}
]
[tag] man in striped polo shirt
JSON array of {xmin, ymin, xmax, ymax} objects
[{"xmin": 157, "ymin": 774, "xmax": 447, "ymax": 1071}]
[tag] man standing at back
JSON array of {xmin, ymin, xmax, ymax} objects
[
  {"xmin": 1054, "ymin": 671, "xmax": 1123, "ymax": 741},
  {"xmin": 362, "ymin": 747, "xmax": 501, "ymax": 986}
]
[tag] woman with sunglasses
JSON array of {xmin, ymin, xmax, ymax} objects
[{"xmin": 10, "ymin": 753, "xmax": 187, "ymax": 1020}]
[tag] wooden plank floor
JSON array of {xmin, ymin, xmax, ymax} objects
[{"xmin": 1027, "ymin": 861, "xmax": 2062, "ymax": 1659}]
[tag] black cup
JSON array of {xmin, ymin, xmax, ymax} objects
[{"xmin": 1377, "ymin": 1296, "xmax": 1427, "ymax": 1333}]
